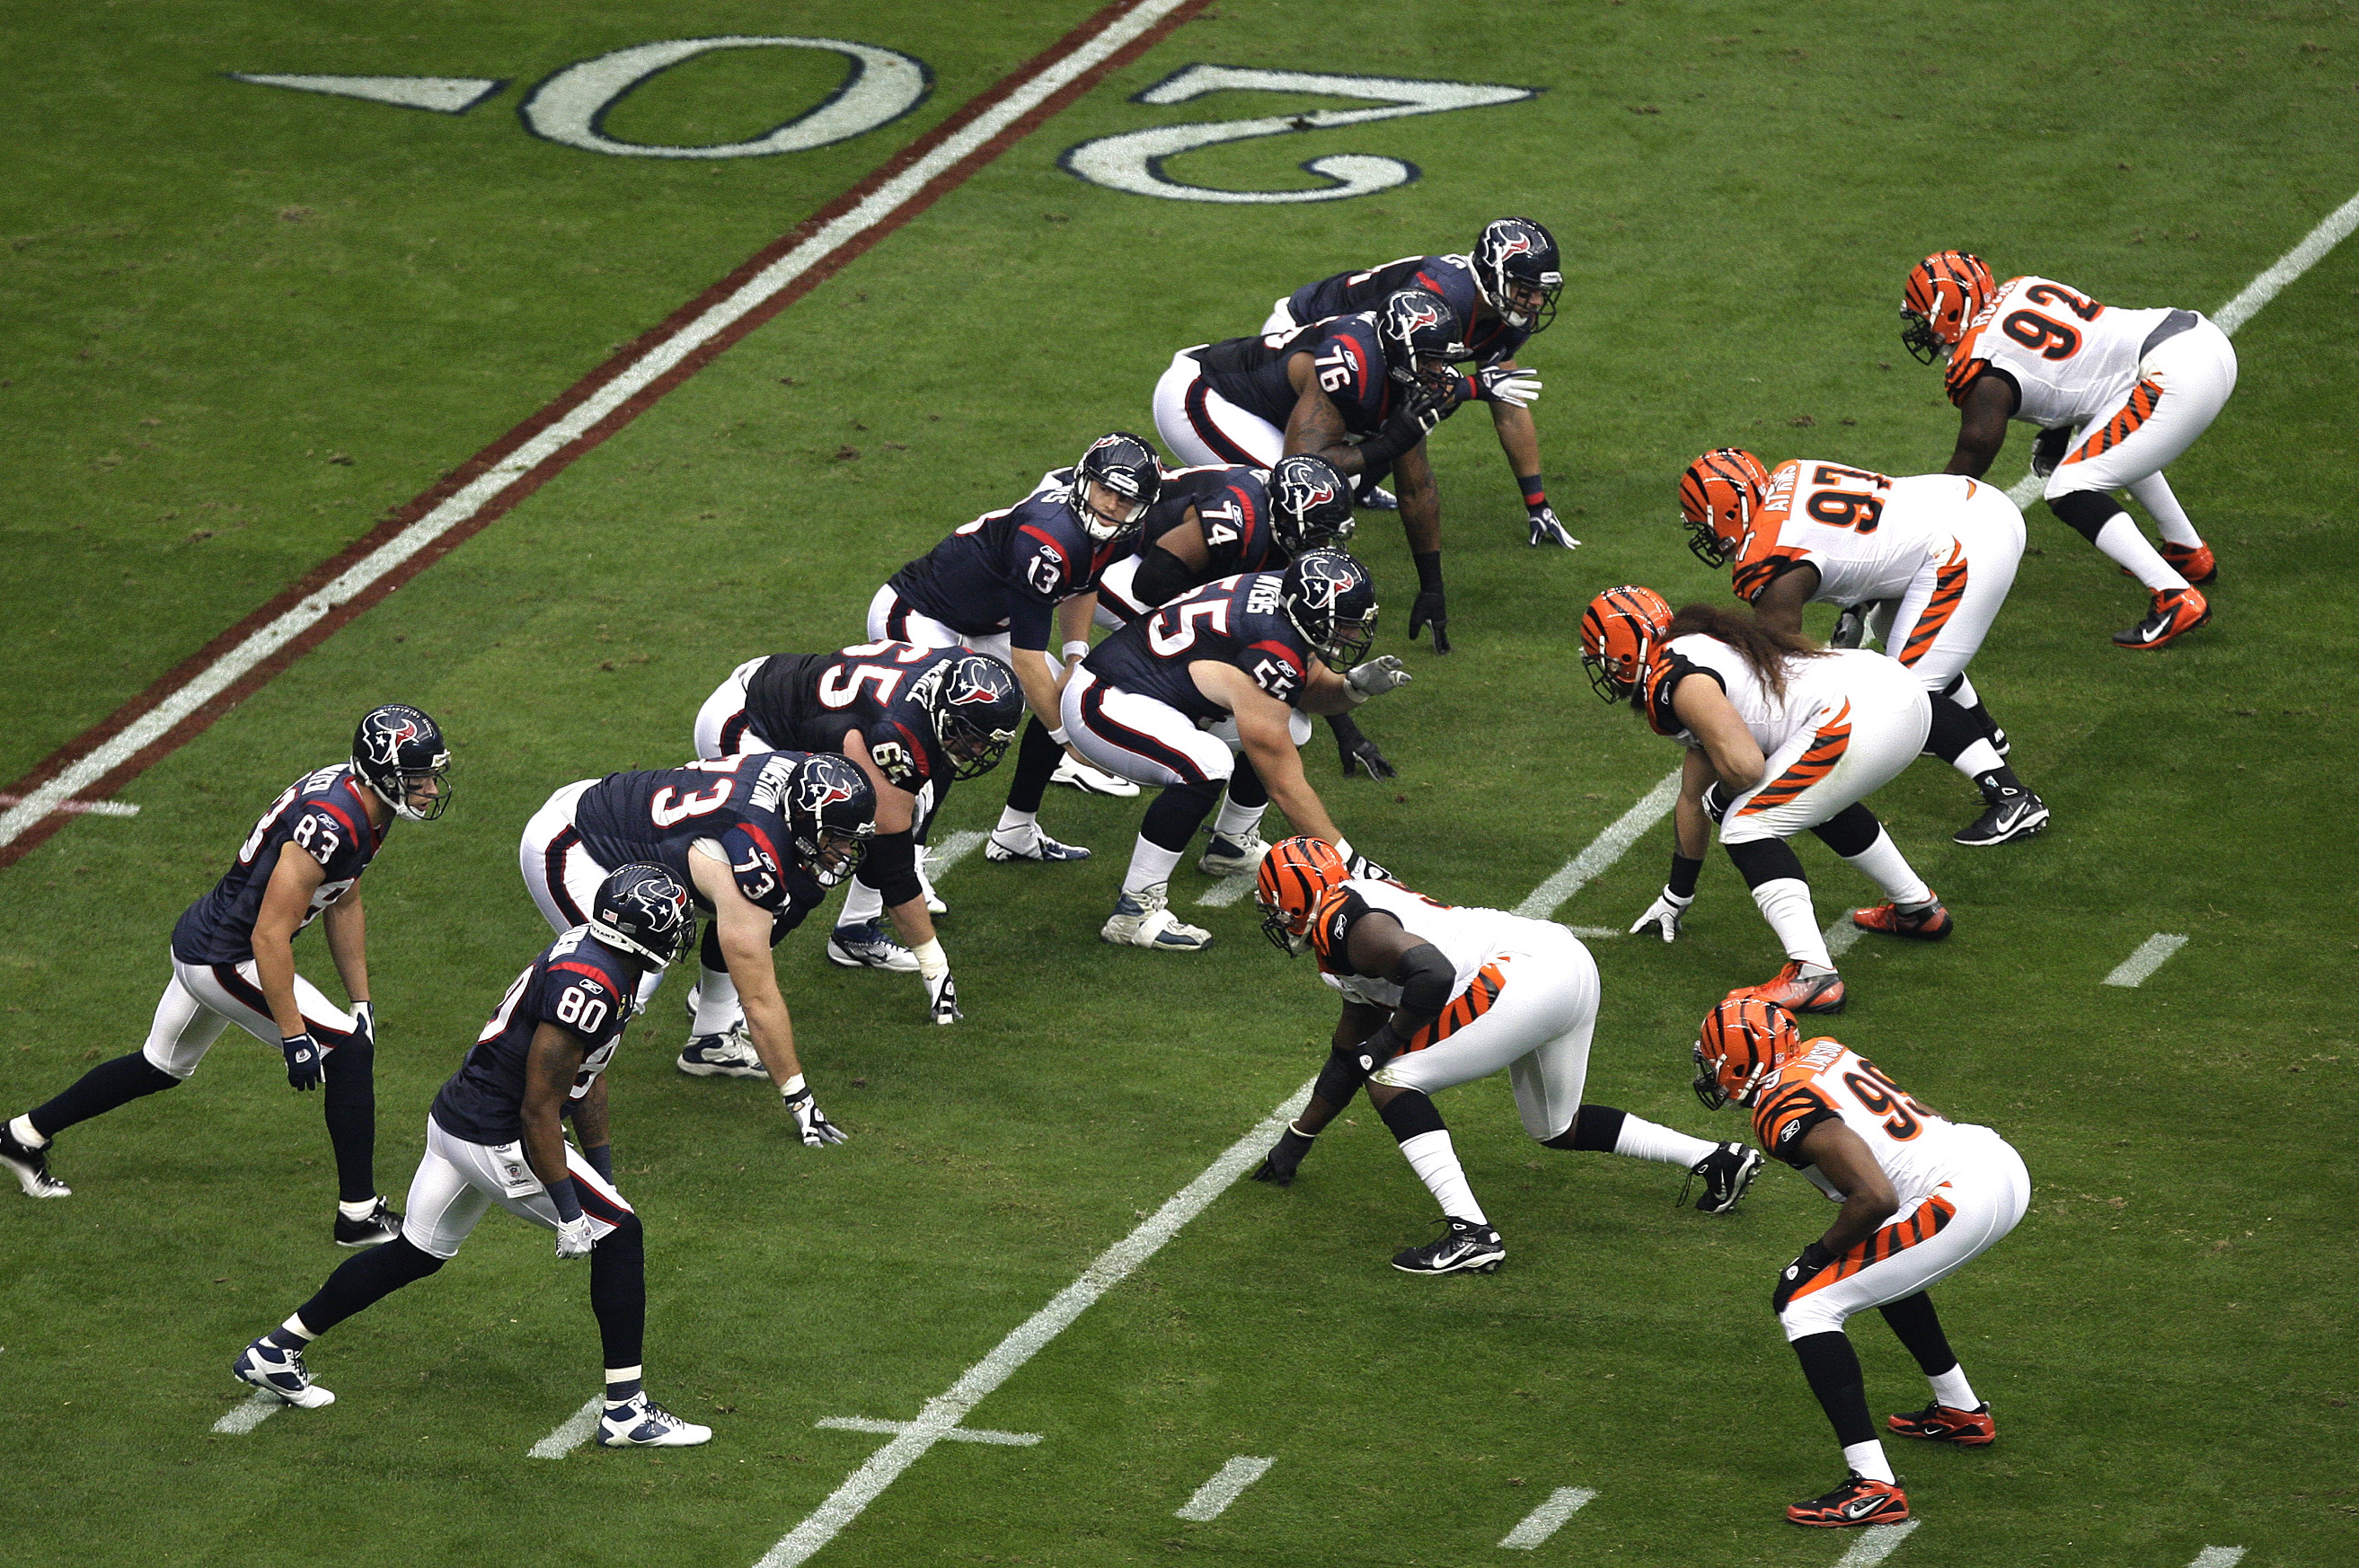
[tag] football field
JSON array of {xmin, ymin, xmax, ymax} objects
[{"xmin": 3, "ymin": 3, "xmax": 2355, "ymax": 1564}]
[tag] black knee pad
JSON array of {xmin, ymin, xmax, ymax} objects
[
  {"xmin": 1376, "ymin": 1088, "xmax": 1445, "ymax": 1143},
  {"xmin": 592, "ymin": 1212, "xmax": 646, "ymax": 1261},
  {"xmin": 2046, "ymin": 489, "xmax": 2122, "ymax": 543},
  {"xmin": 1541, "ymin": 1103, "xmax": 1626, "ymax": 1152},
  {"xmin": 1312, "ymin": 1045, "xmax": 1370, "ymax": 1109},
  {"xmin": 322, "ymin": 1034, "xmax": 375, "ymax": 1088},
  {"xmin": 861, "ymin": 829, "xmax": 922, "ymax": 908},
  {"xmin": 1808, "ymin": 803, "xmax": 1882, "ymax": 859},
  {"xmin": 1724, "ymin": 837, "xmax": 1807, "ymax": 889},
  {"xmin": 1140, "ymin": 779, "xmax": 1224, "ymax": 852}
]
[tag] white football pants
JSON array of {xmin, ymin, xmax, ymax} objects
[
  {"xmin": 1369, "ymin": 925, "xmax": 1601, "ymax": 1143},
  {"xmin": 399, "ymin": 1115, "xmax": 635, "ymax": 1260}
]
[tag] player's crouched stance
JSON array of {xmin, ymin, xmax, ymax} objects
[
  {"xmin": 1692, "ymin": 997, "xmax": 2028, "ymax": 1526},
  {"xmin": 234, "ymin": 864, "xmax": 711, "ymax": 1449},
  {"xmin": 1250, "ymin": 839, "xmax": 1762, "ymax": 1273}
]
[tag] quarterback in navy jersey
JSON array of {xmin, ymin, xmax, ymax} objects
[
  {"xmin": 520, "ymin": 750, "xmax": 874, "ymax": 1142},
  {"xmin": 869, "ymin": 434, "xmax": 1166, "ymax": 865},
  {"xmin": 694, "ymin": 643, "xmax": 1021, "ymax": 1024},
  {"xmin": 1062, "ymin": 551, "xmax": 1411, "ymax": 952},
  {"xmin": 1259, "ymin": 218, "xmax": 1577, "ymax": 559},
  {"xmin": 1, "ymin": 706, "xmax": 450, "ymax": 1246},
  {"xmin": 231, "ymin": 863, "xmax": 713, "ymax": 1449}
]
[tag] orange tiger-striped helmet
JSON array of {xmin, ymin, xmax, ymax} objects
[
  {"xmin": 1692, "ymin": 995, "xmax": 1800, "ymax": 1110},
  {"xmin": 1677, "ymin": 448, "xmax": 1771, "ymax": 567},
  {"xmin": 1900, "ymin": 250, "xmax": 1995, "ymax": 365},
  {"xmin": 1256, "ymin": 835, "xmax": 1350, "ymax": 956},
  {"xmin": 1578, "ymin": 585, "xmax": 1673, "ymax": 703}
]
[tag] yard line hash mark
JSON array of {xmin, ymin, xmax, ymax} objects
[
  {"xmin": 1497, "ymin": 1485, "xmax": 1596, "ymax": 1548},
  {"xmin": 814, "ymin": 1415, "xmax": 1041, "ymax": 1446},
  {"xmin": 213, "ymin": 1390, "xmax": 286, "ymax": 1434},
  {"xmin": 527, "ymin": 1396, "xmax": 605, "ymax": 1458},
  {"xmin": 1824, "ymin": 909, "xmax": 1866, "ymax": 960},
  {"xmin": 2104, "ymin": 932, "xmax": 2188, "ymax": 988},
  {"xmin": 2187, "ymin": 1549, "xmax": 2247, "ymax": 1568},
  {"xmin": 0, "ymin": 793, "xmax": 137, "ymax": 818},
  {"xmin": 923, "ymin": 829, "xmax": 990, "ymax": 881},
  {"xmin": 1515, "ymin": 770, "xmax": 1682, "ymax": 920},
  {"xmin": 752, "ymin": 1075, "xmax": 1314, "ymax": 1567},
  {"xmin": 0, "ymin": 0, "xmax": 1212, "ymax": 869},
  {"xmin": 1831, "ymin": 1519, "xmax": 1921, "ymax": 1566},
  {"xmin": 1174, "ymin": 1455, "xmax": 1275, "ymax": 1521}
]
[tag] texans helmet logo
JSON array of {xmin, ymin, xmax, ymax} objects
[
  {"xmin": 1393, "ymin": 297, "xmax": 1442, "ymax": 334},
  {"xmin": 362, "ymin": 713, "xmax": 420, "ymax": 762},
  {"xmin": 800, "ymin": 774, "xmax": 859, "ymax": 811},
  {"xmin": 1291, "ymin": 477, "xmax": 1339, "ymax": 510},
  {"xmin": 1495, "ymin": 232, "xmax": 1533, "ymax": 263}
]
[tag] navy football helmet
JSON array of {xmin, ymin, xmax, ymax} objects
[
  {"xmin": 590, "ymin": 862, "xmax": 695, "ymax": 968},
  {"xmin": 1070, "ymin": 432, "xmax": 1163, "ymax": 543},
  {"xmin": 1267, "ymin": 454, "xmax": 1356, "ymax": 556},
  {"xmin": 1376, "ymin": 288, "xmax": 1470, "ymax": 391},
  {"xmin": 916, "ymin": 654, "xmax": 1024, "ymax": 781},
  {"xmin": 1471, "ymin": 217, "xmax": 1563, "ymax": 333},
  {"xmin": 1281, "ymin": 549, "xmax": 1379, "ymax": 671},
  {"xmin": 350, "ymin": 702, "xmax": 451, "ymax": 822},
  {"xmin": 787, "ymin": 753, "xmax": 877, "ymax": 887}
]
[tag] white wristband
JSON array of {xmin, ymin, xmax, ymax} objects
[
  {"xmin": 1332, "ymin": 837, "xmax": 1355, "ymax": 865},
  {"xmin": 780, "ymin": 1073, "xmax": 807, "ymax": 1100},
  {"xmin": 912, "ymin": 938, "xmax": 950, "ymax": 982},
  {"xmin": 1061, "ymin": 640, "xmax": 1091, "ymax": 662},
  {"xmin": 1047, "ymin": 724, "xmax": 1070, "ymax": 746}
]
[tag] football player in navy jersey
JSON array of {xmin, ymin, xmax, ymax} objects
[
  {"xmin": 1258, "ymin": 218, "xmax": 1573, "ymax": 553},
  {"xmin": 870, "ymin": 434, "xmax": 1164, "ymax": 863},
  {"xmin": 1061, "ymin": 550, "xmax": 1411, "ymax": 950},
  {"xmin": 1, "ymin": 705, "xmax": 449, "ymax": 1246},
  {"xmin": 694, "ymin": 644, "xmax": 1022, "ymax": 1022},
  {"xmin": 231, "ymin": 863, "xmax": 712, "ymax": 1448},
  {"xmin": 518, "ymin": 751, "xmax": 874, "ymax": 1133},
  {"xmin": 1153, "ymin": 289, "xmax": 1518, "ymax": 655}
]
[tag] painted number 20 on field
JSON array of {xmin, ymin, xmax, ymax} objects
[{"xmin": 231, "ymin": 36, "xmax": 1536, "ymax": 203}]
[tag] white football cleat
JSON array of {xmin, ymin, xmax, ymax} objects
[
  {"xmin": 0, "ymin": 1125, "xmax": 69, "ymax": 1198},
  {"xmin": 1050, "ymin": 756, "xmax": 1140, "ymax": 797},
  {"xmin": 233, "ymin": 1337, "xmax": 335, "ymax": 1408},
  {"xmin": 598, "ymin": 1393, "xmax": 711, "ymax": 1448},
  {"xmin": 1100, "ymin": 886, "xmax": 1212, "ymax": 952},
  {"xmin": 1197, "ymin": 830, "xmax": 1269, "ymax": 878},
  {"xmin": 676, "ymin": 1026, "xmax": 764, "ymax": 1079}
]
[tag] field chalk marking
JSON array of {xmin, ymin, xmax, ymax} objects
[
  {"xmin": 1831, "ymin": 1519, "xmax": 1921, "ymax": 1567},
  {"xmin": 751, "ymin": 1076, "xmax": 1314, "ymax": 1567},
  {"xmin": 923, "ymin": 829, "xmax": 990, "ymax": 882},
  {"xmin": 1515, "ymin": 770, "xmax": 1682, "ymax": 920},
  {"xmin": 0, "ymin": 0, "xmax": 1210, "ymax": 868},
  {"xmin": 0, "ymin": 793, "xmax": 137, "ymax": 818},
  {"xmin": 1194, "ymin": 871, "xmax": 1257, "ymax": 908},
  {"xmin": 814, "ymin": 1415, "xmax": 1041, "ymax": 1446},
  {"xmin": 526, "ymin": 1395, "xmax": 605, "ymax": 1458},
  {"xmin": 1497, "ymin": 1485, "xmax": 1597, "ymax": 1549},
  {"xmin": 212, "ymin": 1390, "xmax": 286, "ymax": 1434},
  {"xmin": 2104, "ymin": 932, "xmax": 2188, "ymax": 988},
  {"xmin": 1824, "ymin": 910, "xmax": 1866, "ymax": 960},
  {"xmin": 1174, "ymin": 1455, "xmax": 1275, "ymax": 1520},
  {"xmin": 2187, "ymin": 1548, "xmax": 2247, "ymax": 1568}
]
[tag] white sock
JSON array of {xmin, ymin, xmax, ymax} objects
[
  {"xmin": 337, "ymin": 1197, "xmax": 379, "ymax": 1222},
  {"xmin": 1947, "ymin": 674, "xmax": 1979, "ymax": 709},
  {"xmin": 1123, "ymin": 836, "xmax": 1188, "ymax": 900},
  {"xmin": 1750, "ymin": 876, "xmax": 1832, "ymax": 969},
  {"xmin": 837, "ymin": 875, "xmax": 884, "ymax": 927},
  {"xmin": 1211, "ymin": 795, "xmax": 1268, "ymax": 841},
  {"xmin": 2126, "ymin": 471, "xmax": 2202, "ymax": 547},
  {"xmin": 1930, "ymin": 1363, "xmax": 1980, "ymax": 1410},
  {"xmin": 1397, "ymin": 1129, "xmax": 1487, "ymax": 1226},
  {"xmin": 1612, "ymin": 1114, "xmax": 1717, "ymax": 1168},
  {"xmin": 2092, "ymin": 512, "xmax": 2187, "ymax": 592},
  {"xmin": 992, "ymin": 807, "xmax": 1038, "ymax": 843},
  {"xmin": 1843, "ymin": 1439, "xmax": 1895, "ymax": 1484},
  {"xmin": 1840, "ymin": 829, "xmax": 1933, "ymax": 909},
  {"xmin": 1951, "ymin": 737, "xmax": 2003, "ymax": 780},
  {"xmin": 632, "ymin": 966, "xmax": 665, "ymax": 1015},
  {"xmin": 279, "ymin": 1313, "xmax": 316, "ymax": 1343},
  {"xmin": 9, "ymin": 1114, "xmax": 46, "ymax": 1149},
  {"xmin": 691, "ymin": 967, "xmax": 742, "ymax": 1035}
]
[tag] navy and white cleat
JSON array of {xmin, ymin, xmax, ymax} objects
[
  {"xmin": 598, "ymin": 1394, "xmax": 711, "ymax": 1448},
  {"xmin": 233, "ymin": 1337, "xmax": 335, "ymax": 1408}
]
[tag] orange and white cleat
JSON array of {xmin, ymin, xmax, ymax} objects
[
  {"xmin": 2159, "ymin": 542, "xmax": 2216, "ymax": 585},
  {"xmin": 1888, "ymin": 1400, "xmax": 1997, "ymax": 1447},
  {"xmin": 1787, "ymin": 1474, "xmax": 1911, "ymax": 1528},
  {"xmin": 1851, "ymin": 894, "xmax": 1952, "ymax": 941},
  {"xmin": 1726, "ymin": 961, "xmax": 1846, "ymax": 1015},
  {"xmin": 2113, "ymin": 586, "xmax": 2210, "ymax": 649}
]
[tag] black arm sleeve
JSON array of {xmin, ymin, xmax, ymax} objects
[
  {"xmin": 1129, "ymin": 545, "xmax": 1197, "ymax": 612},
  {"xmin": 861, "ymin": 829, "xmax": 922, "ymax": 908},
  {"xmin": 1390, "ymin": 942, "xmax": 1454, "ymax": 1024}
]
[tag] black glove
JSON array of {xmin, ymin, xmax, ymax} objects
[
  {"xmin": 1330, "ymin": 716, "xmax": 1396, "ymax": 780},
  {"xmin": 1771, "ymin": 1240, "xmax": 1839, "ymax": 1314},
  {"xmin": 1251, "ymin": 1123, "xmax": 1319, "ymax": 1186},
  {"xmin": 1409, "ymin": 587, "xmax": 1450, "ymax": 654},
  {"xmin": 1701, "ymin": 780, "xmax": 1735, "ymax": 822},
  {"xmin": 280, "ymin": 1032, "xmax": 324, "ymax": 1092},
  {"xmin": 2031, "ymin": 424, "xmax": 2071, "ymax": 479},
  {"xmin": 1354, "ymin": 1019, "xmax": 1413, "ymax": 1074}
]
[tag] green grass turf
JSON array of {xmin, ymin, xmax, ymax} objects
[{"xmin": 4, "ymin": 1, "xmax": 2358, "ymax": 1564}]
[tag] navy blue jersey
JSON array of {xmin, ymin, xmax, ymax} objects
[
  {"xmin": 1136, "ymin": 464, "xmax": 1286, "ymax": 581},
  {"xmin": 1196, "ymin": 315, "xmax": 1398, "ymax": 436},
  {"xmin": 171, "ymin": 763, "xmax": 387, "ymax": 966},
  {"xmin": 571, "ymin": 752, "xmax": 826, "ymax": 931},
  {"xmin": 1285, "ymin": 251, "xmax": 1528, "ymax": 368},
  {"xmin": 1083, "ymin": 573, "xmax": 1313, "ymax": 721},
  {"xmin": 430, "ymin": 926, "xmax": 636, "ymax": 1146},
  {"xmin": 887, "ymin": 468, "xmax": 1126, "ymax": 650},
  {"xmin": 743, "ymin": 643, "xmax": 956, "ymax": 792}
]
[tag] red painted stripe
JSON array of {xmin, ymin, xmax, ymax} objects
[{"xmin": 0, "ymin": 0, "xmax": 1208, "ymax": 870}]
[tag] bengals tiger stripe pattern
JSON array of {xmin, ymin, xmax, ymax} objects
[
  {"xmin": 2064, "ymin": 376, "xmax": 2164, "ymax": 465},
  {"xmin": 1894, "ymin": 546, "xmax": 1970, "ymax": 668},
  {"xmin": 1781, "ymin": 1186, "xmax": 1960, "ymax": 1305},
  {"xmin": 1407, "ymin": 960, "xmax": 1506, "ymax": 1053},
  {"xmin": 1737, "ymin": 701, "xmax": 1852, "ymax": 815}
]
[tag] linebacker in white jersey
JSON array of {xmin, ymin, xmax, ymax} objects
[
  {"xmin": 1692, "ymin": 996, "xmax": 2028, "ymax": 1528},
  {"xmin": 1249, "ymin": 838, "xmax": 1762, "ymax": 1274},
  {"xmin": 1680, "ymin": 448, "xmax": 2048, "ymax": 848},
  {"xmin": 1582, "ymin": 588, "xmax": 1949, "ymax": 1017},
  {"xmin": 1903, "ymin": 250, "xmax": 2231, "ymax": 650}
]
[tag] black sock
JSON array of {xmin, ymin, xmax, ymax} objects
[
  {"xmin": 1226, "ymin": 751, "xmax": 1269, "ymax": 811},
  {"xmin": 29, "ymin": 1053, "xmax": 181, "ymax": 1139},
  {"xmin": 1140, "ymin": 780, "xmax": 1221, "ymax": 853},
  {"xmin": 590, "ymin": 1216, "xmax": 647, "ymax": 1375},
  {"xmin": 1877, "ymin": 1291, "xmax": 1961, "ymax": 1379},
  {"xmin": 293, "ymin": 1236, "xmax": 445, "ymax": 1335},
  {"xmin": 1003, "ymin": 718, "xmax": 1062, "ymax": 816},
  {"xmin": 1540, "ymin": 1104, "xmax": 1625, "ymax": 1152},
  {"xmin": 1790, "ymin": 1330, "xmax": 1877, "ymax": 1449},
  {"xmin": 1972, "ymin": 765, "xmax": 2026, "ymax": 801},
  {"xmin": 321, "ymin": 1032, "xmax": 376, "ymax": 1203}
]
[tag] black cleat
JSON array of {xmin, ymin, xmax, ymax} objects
[
  {"xmin": 1682, "ymin": 1141, "xmax": 1765, "ymax": 1215},
  {"xmin": 1391, "ymin": 1217, "xmax": 1506, "ymax": 1275},
  {"xmin": 1953, "ymin": 788, "xmax": 2049, "ymax": 847},
  {"xmin": 333, "ymin": 1196, "xmax": 401, "ymax": 1248},
  {"xmin": 0, "ymin": 1125, "xmax": 69, "ymax": 1198}
]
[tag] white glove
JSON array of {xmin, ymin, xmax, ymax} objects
[
  {"xmin": 926, "ymin": 969, "xmax": 962, "ymax": 1025},
  {"xmin": 1345, "ymin": 656, "xmax": 1412, "ymax": 701},
  {"xmin": 1629, "ymin": 885, "xmax": 1695, "ymax": 943},
  {"xmin": 1476, "ymin": 366, "xmax": 1543, "ymax": 408},
  {"xmin": 554, "ymin": 1215, "xmax": 596, "ymax": 1260},
  {"xmin": 1525, "ymin": 502, "xmax": 1581, "ymax": 550},
  {"xmin": 782, "ymin": 1075, "xmax": 848, "ymax": 1148}
]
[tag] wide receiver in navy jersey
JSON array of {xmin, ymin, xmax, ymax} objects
[
  {"xmin": 870, "ymin": 433, "xmax": 1164, "ymax": 864},
  {"xmin": 1062, "ymin": 550, "xmax": 1411, "ymax": 951},
  {"xmin": 1, "ymin": 705, "xmax": 450, "ymax": 1246},
  {"xmin": 231, "ymin": 863, "xmax": 713, "ymax": 1449},
  {"xmin": 694, "ymin": 644, "xmax": 1021, "ymax": 1023},
  {"xmin": 519, "ymin": 750, "xmax": 874, "ymax": 1139},
  {"xmin": 1259, "ymin": 218, "xmax": 1576, "ymax": 556}
]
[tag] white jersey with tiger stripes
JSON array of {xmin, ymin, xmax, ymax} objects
[
  {"xmin": 1316, "ymin": 878, "xmax": 1545, "ymax": 1010},
  {"xmin": 1749, "ymin": 463, "xmax": 1982, "ymax": 608},
  {"xmin": 1951, "ymin": 275, "xmax": 2178, "ymax": 429},
  {"xmin": 1658, "ymin": 638, "xmax": 1879, "ymax": 755},
  {"xmin": 1752, "ymin": 1037, "xmax": 1987, "ymax": 1211}
]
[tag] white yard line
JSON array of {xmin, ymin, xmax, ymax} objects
[
  {"xmin": 751, "ymin": 1077, "xmax": 1314, "ymax": 1567},
  {"xmin": 1824, "ymin": 910, "xmax": 1865, "ymax": 960},
  {"xmin": 2187, "ymin": 1548, "xmax": 2247, "ymax": 1568},
  {"xmin": 1194, "ymin": 871, "xmax": 1257, "ymax": 908},
  {"xmin": 1831, "ymin": 1519, "xmax": 1922, "ymax": 1566},
  {"xmin": 814, "ymin": 1415, "xmax": 1040, "ymax": 1446},
  {"xmin": 1497, "ymin": 1485, "xmax": 1597, "ymax": 1548},
  {"xmin": 922, "ymin": 829, "xmax": 990, "ymax": 880},
  {"xmin": 2104, "ymin": 932, "xmax": 2188, "ymax": 988},
  {"xmin": 1514, "ymin": 771, "xmax": 1682, "ymax": 920},
  {"xmin": 0, "ymin": 793, "xmax": 137, "ymax": 818},
  {"xmin": 526, "ymin": 1395, "xmax": 605, "ymax": 1458},
  {"xmin": 212, "ymin": 1390, "xmax": 286, "ymax": 1434},
  {"xmin": 1174, "ymin": 1455, "xmax": 1276, "ymax": 1521}
]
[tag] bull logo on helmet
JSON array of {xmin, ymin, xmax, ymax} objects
[
  {"xmin": 1390, "ymin": 295, "xmax": 1443, "ymax": 336},
  {"xmin": 361, "ymin": 712, "xmax": 420, "ymax": 764},
  {"xmin": 798, "ymin": 771, "xmax": 859, "ymax": 812}
]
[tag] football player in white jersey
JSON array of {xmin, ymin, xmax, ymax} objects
[
  {"xmin": 1903, "ymin": 250, "xmax": 2234, "ymax": 649},
  {"xmin": 1249, "ymin": 838, "xmax": 1763, "ymax": 1273},
  {"xmin": 1692, "ymin": 996, "xmax": 2029, "ymax": 1527},
  {"xmin": 1680, "ymin": 449, "xmax": 2048, "ymax": 847},
  {"xmin": 1581, "ymin": 587, "xmax": 1948, "ymax": 1016}
]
